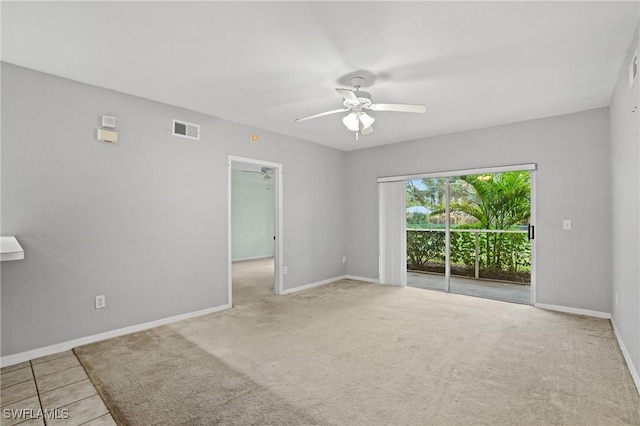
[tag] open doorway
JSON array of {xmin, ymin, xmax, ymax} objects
[{"xmin": 228, "ymin": 156, "xmax": 283, "ymax": 307}]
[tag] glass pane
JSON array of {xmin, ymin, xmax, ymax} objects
[
  {"xmin": 406, "ymin": 177, "xmax": 447, "ymax": 291},
  {"xmin": 447, "ymin": 172, "xmax": 531, "ymax": 304}
]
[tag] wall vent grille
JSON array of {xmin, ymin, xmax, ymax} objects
[{"xmin": 172, "ymin": 119, "xmax": 200, "ymax": 140}]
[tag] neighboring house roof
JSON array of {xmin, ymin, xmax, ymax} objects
[{"xmin": 407, "ymin": 206, "xmax": 430, "ymax": 214}]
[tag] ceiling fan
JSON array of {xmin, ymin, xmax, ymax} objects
[
  {"xmin": 295, "ymin": 77, "xmax": 427, "ymax": 140},
  {"xmin": 261, "ymin": 167, "xmax": 274, "ymax": 180},
  {"xmin": 241, "ymin": 167, "xmax": 274, "ymax": 181}
]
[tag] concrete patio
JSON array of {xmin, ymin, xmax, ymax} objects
[{"xmin": 407, "ymin": 271, "xmax": 531, "ymax": 304}]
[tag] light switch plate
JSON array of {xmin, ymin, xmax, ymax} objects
[{"xmin": 563, "ymin": 219, "xmax": 572, "ymax": 230}]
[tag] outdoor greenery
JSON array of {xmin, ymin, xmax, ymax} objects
[
  {"xmin": 406, "ymin": 172, "xmax": 531, "ymax": 283},
  {"xmin": 406, "ymin": 230, "xmax": 446, "ymax": 270}
]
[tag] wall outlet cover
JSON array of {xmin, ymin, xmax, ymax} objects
[{"xmin": 95, "ymin": 295, "xmax": 106, "ymax": 309}]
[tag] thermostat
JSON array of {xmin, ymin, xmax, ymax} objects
[
  {"xmin": 96, "ymin": 128, "xmax": 118, "ymax": 144},
  {"xmin": 101, "ymin": 115, "xmax": 117, "ymax": 129}
]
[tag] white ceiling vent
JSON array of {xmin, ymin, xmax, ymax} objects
[{"xmin": 172, "ymin": 119, "xmax": 200, "ymax": 140}]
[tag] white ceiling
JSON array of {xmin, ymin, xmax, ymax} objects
[{"xmin": 2, "ymin": 2, "xmax": 638, "ymax": 151}]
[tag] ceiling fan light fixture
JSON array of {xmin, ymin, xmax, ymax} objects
[
  {"xmin": 360, "ymin": 123, "xmax": 374, "ymax": 135},
  {"xmin": 342, "ymin": 112, "xmax": 359, "ymax": 132},
  {"xmin": 359, "ymin": 111, "xmax": 375, "ymax": 129}
]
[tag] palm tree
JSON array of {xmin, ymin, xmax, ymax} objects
[
  {"xmin": 451, "ymin": 172, "xmax": 530, "ymax": 229},
  {"xmin": 432, "ymin": 171, "xmax": 531, "ymax": 269},
  {"xmin": 406, "ymin": 180, "xmax": 427, "ymax": 207}
]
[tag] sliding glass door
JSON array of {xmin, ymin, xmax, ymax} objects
[
  {"xmin": 405, "ymin": 178, "xmax": 448, "ymax": 292},
  {"xmin": 405, "ymin": 169, "xmax": 533, "ymax": 304}
]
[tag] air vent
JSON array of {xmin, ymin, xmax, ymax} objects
[{"xmin": 172, "ymin": 119, "xmax": 200, "ymax": 140}]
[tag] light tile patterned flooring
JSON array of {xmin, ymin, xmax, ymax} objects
[{"xmin": 1, "ymin": 351, "xmax": 115, "ymax": 426}]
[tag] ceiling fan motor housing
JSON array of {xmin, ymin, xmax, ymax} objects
[{"xmin": 344, "ymin": 90, "xmax": 372, "ymax": 109}]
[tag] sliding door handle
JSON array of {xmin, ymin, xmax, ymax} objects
[{"xmin": 528, "ymin": 224, "xmax": 535, "ymax": 241}]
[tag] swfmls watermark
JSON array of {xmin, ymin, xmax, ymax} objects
[{"xmin": 3, "ymin": 408, "xmax": 69, "ymax": 420}]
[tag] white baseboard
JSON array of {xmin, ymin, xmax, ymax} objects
[
  {"xmin": 281, "ymin": 275, "xmax": 348, "ymax": 295},
  {"xmin": 611, "ymin": 317, "xmax": 640, "ymax": 394},
  {"xmin": 534, "ymin": 302, "xmax": 611, "ymax": 319},
  {"xmin": 281, "ymin": 274, "xmax": 381, "ymax": 295},
  {"xmin": 345, "ymin": 275, "xmax": 381, "ymax": 284},
  {"xmin": 232, "ymin": 255, "xmax": 274, "ymax": 262},
  {"xmin": 0, "ymin": 303, "xmax": 230, "ymax": 368}
]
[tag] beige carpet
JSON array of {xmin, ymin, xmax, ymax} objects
[
  {"xmin": 74, "ymin": 280, "xmax": 640, "ymax": 425},
  {"xmin": 232, "ymin": 257, "xmax": 274, "ymax": 306}
]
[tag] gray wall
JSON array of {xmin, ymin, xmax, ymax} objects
[
  {"xmin": 231, "ymin": 170, "xmax": 275, "ymax": 261},
  {"xmin": 1, "ymin": 63, "xmax": 346, "ymax": 356},
  {"xmin": 609, "ymin": 23, "xmax": 640, "ymax": 379},
  {"xmin": 345, "ymin": 108, "xmax": 612, "ymax": 313}
]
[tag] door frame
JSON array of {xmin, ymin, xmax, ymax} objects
[
  {"xmin": 529, "ymin": 169, "xmax": 537, "ymax": 305},
  {"xmin": 227, "ymin": 155, "xmax": 284, "ymax": 308},
  {"xmin": 378, "ymin": 163, "xmax": 536, "ymax": 304}
]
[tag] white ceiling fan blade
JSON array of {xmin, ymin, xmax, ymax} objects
[
  {"xmin": 336, "ymin": 88, "xmax": 359, "ymax": 103},
  {"xmin": 295, "ymin": 108, "xmax": 350, "ymax": 122},
  {"xmin": 369, "ymin": 103, "xmax": 427, "ymax": 113}
]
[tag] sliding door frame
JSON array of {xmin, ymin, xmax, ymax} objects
[
  {"xmin": 530, "ymin": 170, "xmax": 537, "ymax": 305},
  {"xmin": 378, "ymin": 163, "xmax": 537, "ymax": 304},
  {"xmin": 444, "ymin": 177, "xmax": 451, "ymax": 292}
]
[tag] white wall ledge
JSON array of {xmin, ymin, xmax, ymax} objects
[{"xmin": 1, "ymin": 236, "xmax": 24, "ymax": 261}]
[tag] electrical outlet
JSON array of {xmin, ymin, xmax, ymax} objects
[
  {"xmin": 342, "ymin": 256, "xmax": 347, "ymax": 263},
  {"xmin": 95, "ymin": 295, "xmax": 106, "ymax": 309},
  {"xmin": 283, "ymin": 266, "xmax": 288, "ymax": 274},
  {"xmin": 562, "ymin": 219, "xmax": 572, "ymax": 230}
]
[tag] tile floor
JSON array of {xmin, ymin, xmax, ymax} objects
[
  {"xmin": 407, "ymin": 271, "xmax": 531, "ymax": 304},
  {"xmin": 1, "ymin": 351, "xmax": 116, "ymax": 426}
]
